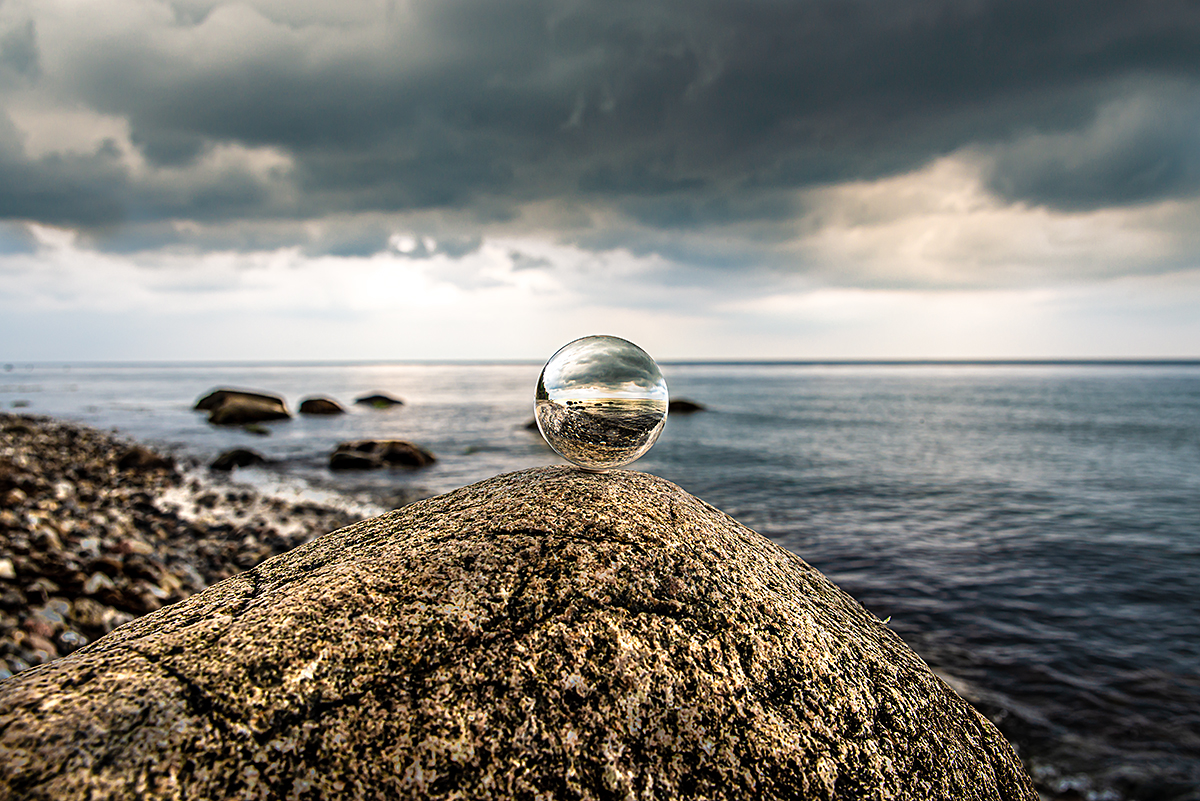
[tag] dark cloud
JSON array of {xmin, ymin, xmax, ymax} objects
[
  {"xmin": 131, "ymin": 129, "xmax": 208, "ymax": 168},
  {"xmin": 983, "ymin": 80, "xmax": 1200, "ymax": 209},
  {"xmin": 1, "ymin": 0, "xmax": 1198, "ymax": 254},
  {"xmin": 0, "ymin": 147, "xmax": 128, "ymax": 228},
  {"xmin": 65, "ymin": 215, "xmax": 486, "ymax": 262}
]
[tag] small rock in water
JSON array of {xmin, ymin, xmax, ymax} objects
[
  {"xmin": 327, "ymin": 450, "xmax": 378, "ymax": 470},
  {"xmin": 668, "ymin": 398, "xmax": 706, "ymax": 414},
  {"xmin": 299, "ymin": 397, "xmax": 345, "ymax": 415},
  {"xmin": 330, "ymin": 440, "xmax": 435, "ymax": 470},
  {"xmin": 194, "ymin": 388, "xmax": 291, "ymax": 426},
  {"xmin": 354, "ymin": 392, "xmax": 404, "ymax": 408},
  {"xmin": 208, "ymin": 399, "xmax": 290, "ymax": 426},
  {"xmin": 210, "ymin": 449, "xmax": 267, "ymax": 472},
  {"xmin": 193, "ymin": 388, "xmax": 286, "ymax": 412}
]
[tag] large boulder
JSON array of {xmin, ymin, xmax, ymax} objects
[{"xmin": 0, "ymin": 467, "xmax": 1036, "ymax": 801}]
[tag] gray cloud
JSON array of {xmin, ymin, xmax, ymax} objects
[
  {"xmin": 0, "ymin": 154, "xmax": 128, "ymax": 228},
  {"xmin": 0, "ymin": 15, "xmax": 38, "ymax": 82},
  {"xmin": 510, "ymin": 250, "xmax": 551, "ymax": 271},
  {"xmin": 0, "ymin": 221, "xmax": 36, "ymax": 255},
  {"xmin": 983, "ymin": 79, "xmax": 1200, "ymax": 209},
  {"xmin": 1, "ymin": 0, "xmax": 1198, "ymax": 259}
]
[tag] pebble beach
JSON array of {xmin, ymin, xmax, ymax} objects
[{"xmin": 0, "ymin": 413, "xmax": 358, "ymax": 679}]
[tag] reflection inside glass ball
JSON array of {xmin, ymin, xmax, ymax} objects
[{"xmin": 536, "ymin": 335, "xmax": 669, "ymax": 471}]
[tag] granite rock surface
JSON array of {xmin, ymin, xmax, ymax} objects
[{"xmin": 0, "ymin": 466, "xmax": 1037, "ymax": 800}]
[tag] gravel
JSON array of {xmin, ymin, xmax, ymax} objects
[{"xmin": 0, "ymin": 413, "xmax": 359, "ymax": 680}]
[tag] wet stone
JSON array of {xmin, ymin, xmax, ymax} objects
[
  {"xmin": 298, "ymin": 397, "xmax": 345, "ymax": 415},
  {"xmin": 210, "ymin": 449, "xmax": 267, "ymax": 472},
  {"xmin": 330, "ymin": 440, "xmax": 436, "ymax": 470}
]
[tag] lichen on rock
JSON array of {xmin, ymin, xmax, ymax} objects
[{"xmin": 0, "ymin": 466, "xmax": 1037, "ymax": 800}]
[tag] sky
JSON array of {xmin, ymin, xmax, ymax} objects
[
  {"xmin": 1, "ymin": 0, "xmax": 1199, "ymax": 361},
  {"xmin": 541, "ymin": 335, "xmax": 668, "ymax": 400}
]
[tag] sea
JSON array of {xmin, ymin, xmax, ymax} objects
[{"xmin": 3, "ymin": 360, "xmax": 1198, "ymax": 800}]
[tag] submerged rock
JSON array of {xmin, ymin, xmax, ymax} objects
[
  {"xmin": 298, "ymin": 397, "xmax": 345, "ymax": 415},
  {"xmin": 0, "ymin": 467, "xmax": 1035, "ymax": 801},
  {"xmin": 329, "ymin": 439, "xmax": 436, "ymax": 470}
]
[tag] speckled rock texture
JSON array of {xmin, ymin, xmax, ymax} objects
[{"xmin": 0, "ymin": 466, "xmax": 1036, "ymax": 801}]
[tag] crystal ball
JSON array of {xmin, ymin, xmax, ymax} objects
[{"xmin": 535, "ymin": 335, "xmax": 669, "ymax": 471}]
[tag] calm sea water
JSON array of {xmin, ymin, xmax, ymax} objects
[{"xmin": 4, "ymin": 361, "xmax": 1199, "ymax": 799}]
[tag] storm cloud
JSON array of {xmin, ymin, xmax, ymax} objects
[
  {"xmin": 1, "ymin": 0, "xmax": 1197, "ymax": 250},
  {"xmin": 2, "ymin": 0, "xmax": 1200, "ymax": 363}
]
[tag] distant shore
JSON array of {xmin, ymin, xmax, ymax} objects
[{"xmin": 0, "ymin": 412, "xmax": 359, "ymax": 679}]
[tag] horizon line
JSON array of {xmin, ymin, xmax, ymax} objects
[{"xmin": 4, "ymin": 358, "xmax": 1200, "ymax": 369}]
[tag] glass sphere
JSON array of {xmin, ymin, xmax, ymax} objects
[{"xmin": 535, "ymin": 335, "xmax": 669, "ymax": 471}]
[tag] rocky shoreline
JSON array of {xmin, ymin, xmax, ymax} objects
[{"xmin": 0, "ymin": 413, "xmax": 360, "ymax": 679}]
